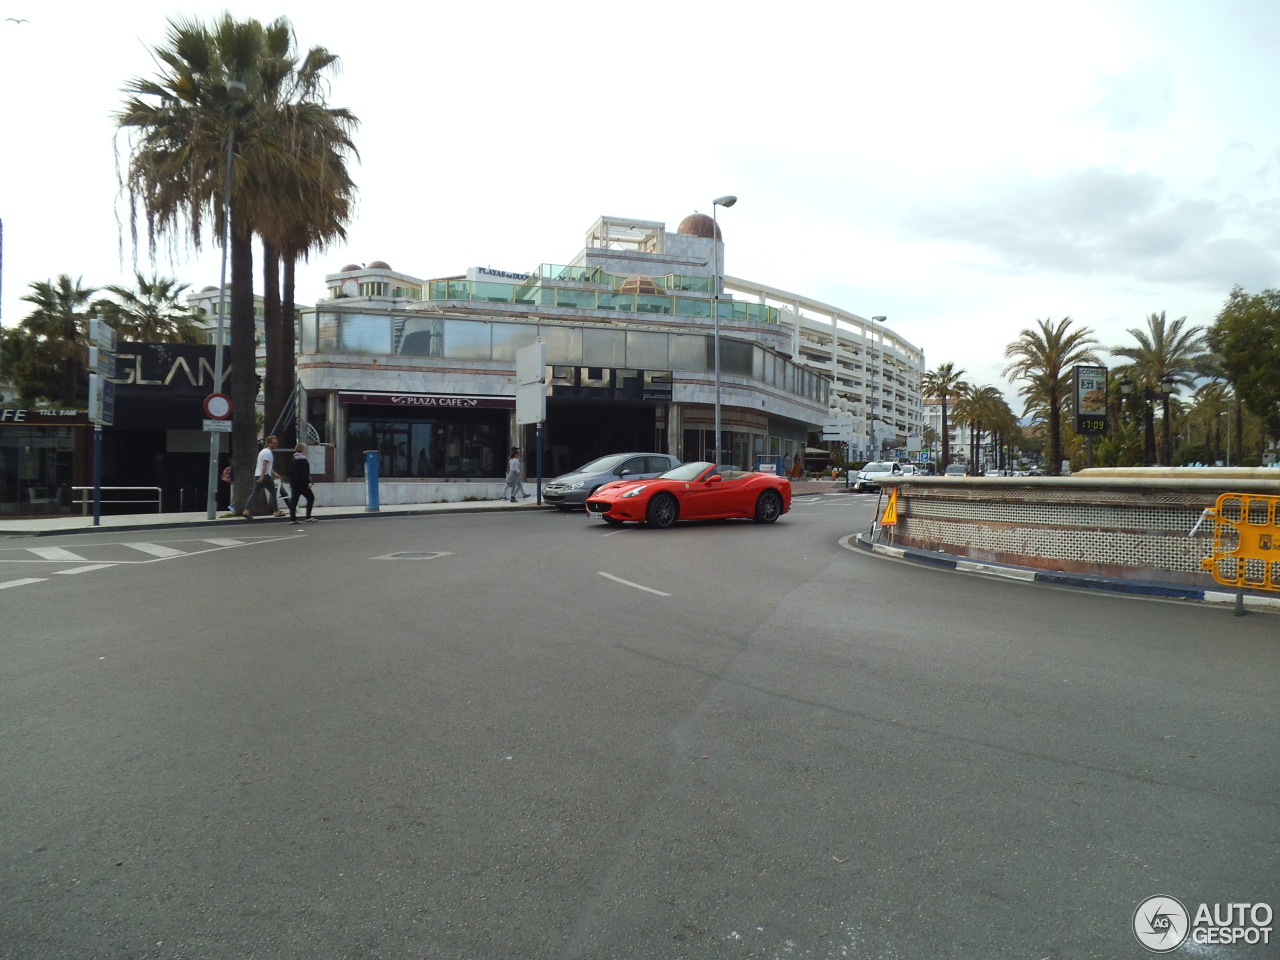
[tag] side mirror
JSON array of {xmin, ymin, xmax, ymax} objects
[
  {"xmin": 706, "ymin": 474, "xmax": 723, "ymax": 484},
  {"xmin": 619, "ymin": 469, "xmax": 631, "ymax": 476}
]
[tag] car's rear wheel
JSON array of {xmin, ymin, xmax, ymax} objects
[
  {"xmin": 645, "ymin": 493, "xmax": 678, "ymax": 528},
  {"xmin": 754, "ymin": 489, "xmax": 783, "ymax": 523}
]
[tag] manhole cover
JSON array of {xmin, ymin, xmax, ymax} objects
[{"xmin": 372, "ymin": 551, "xmax": 451, "ymax": 561}]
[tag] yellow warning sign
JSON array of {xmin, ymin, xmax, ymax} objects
[{"xmin": 881, "ymin": 486, "xmax": 899, "ymax": 526}]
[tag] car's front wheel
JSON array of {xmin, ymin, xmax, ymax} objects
[
  {"xmin": 645, "ymin": 493, "xmax": 678, "ymax": 528},
  {"xmin": 753, "ymin": 490, "xmax": 783, "ymax": 523}
]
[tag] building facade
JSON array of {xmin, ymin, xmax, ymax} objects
[{"xmin": 297, "ymin": 213, "xmax": 924, "ymax": 489}]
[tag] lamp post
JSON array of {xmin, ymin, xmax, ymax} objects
[
  {"xmin": 868, "ymin": 316, "xmax": 886, "ymax": 459},
  {"xmin": 1120, "ymin": 375, "xmax": 1176, "ymax": 466},
  {"xmin": 711, "ymin": 195, "xmax": 736, "ymax": 467},
  {"xmin": 205, "ymin": 79, "xmax": 246, "ymax": 520}
]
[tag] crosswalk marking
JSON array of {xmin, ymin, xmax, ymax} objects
[
  {"xmin": 53, "ymin": 564, "xmax": 117, "ymax": 575},
  {"xmin": 28, "ymin": 547, "xmax": 90, "ymax": 561},
  {"xmin": 123, "ymin": 542, "xmax": 186, "ymax": 558},
  {"xmin": 203, "ymin": 538, "xmax": 246, "ymax": 547},
  {"xmin": 0, "ymin": 578, "xmax": 46, "ymax": 589}
]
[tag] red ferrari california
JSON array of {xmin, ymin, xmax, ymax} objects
[{"xmin": 583, "ymin": 461, "xmax": 791, "ymax": 528}]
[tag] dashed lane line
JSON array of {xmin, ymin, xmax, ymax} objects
[
  {"xmin": 597, "ymin": 571, "xmax": 671, "ymax": 596},
  {"xmin": 0, "ymin": 578, "xmax": 46, "ymax": 590}
]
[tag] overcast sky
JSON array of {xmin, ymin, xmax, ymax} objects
[{"xmin": 2, "ymin": 1, "xmax": 1277, "ymax": 405}]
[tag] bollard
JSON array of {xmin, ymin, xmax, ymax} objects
[{"xmin": 364, "ymin": 450, "xmax": 380, "ymax": 512}]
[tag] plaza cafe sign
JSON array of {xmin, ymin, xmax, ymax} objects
[{"xmin": 337, "ymin": 392, "xmax": 513, "ymax": 409}]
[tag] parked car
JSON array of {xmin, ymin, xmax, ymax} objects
[
  {"xmin": 543, "ymin": 452, "xmax": 680, "ymax": 511},
  {"xmin": 585, "ymin": 461, "xmax": 791, "ymax": 527},
  {"xmin": 852, "ymin": 460, "xmax": 901, "ymax": 492}
]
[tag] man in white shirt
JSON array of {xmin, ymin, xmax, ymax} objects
[{"xmin": 242, "ymin": 435, "xmax": 281, "ymax": 519}]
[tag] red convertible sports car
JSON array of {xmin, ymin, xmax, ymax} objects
[{"xmin": 583, "ymin": 461, "xmax": 791, "ymax": 528}]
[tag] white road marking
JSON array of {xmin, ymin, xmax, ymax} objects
[
  {"xmin": 53, "ymin": 564, "xmax": 117, "ymax": 575},
  {"xmin": 123, "ymin": 542, "xmax": 186, "ymax": 557},
  {"xmin": 597, "ymin": 571, "xmax": 671, "ymax": 596},
  {"xmin": 203, "ymin": 538, "xmax": 247, "ymax": 547},
  {"xmin": 0, "ymin": 578, "xmax": 45, "ymax": 590},
  {"xmin": 28, "ymin": 547, "xmax": 90, "ymax": 561}
]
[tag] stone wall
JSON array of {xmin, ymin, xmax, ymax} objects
[{"xmin": 880, "ymin": 469, "xmax": 1280, "ymax": 587}]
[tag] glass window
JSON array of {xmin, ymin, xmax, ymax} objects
[
  {"xmin": 316, "ymin": 312, "xmax": 340, "ymax": 352},
  {"xmin": 626, "ymin": 331, "xmax": 668, "ymax": 369},
  {"xmin": 582, "ymin": 328, "xmax": 625, "ymax": 367},
  {"xmin": 669, "ymin": 333, "xmax": 707, "ymax": 371},
  {"xmin": 339, "ymin": 314, "xmax": 391, "ymax": 354},
  {"xmin": 537, "ymin": 325, "xmax": 581, "ymax": 365},
  {"xmin": 721, "ymin": 338, "xmax": 754, "ymax": 377},
  {"xmin": 444, "ymin": 319, "xmax": 491, "ymax": 360},
  {"xmin": 618, "ymin": 457, "xmax": 647, "ymax": 476},
  {"xmin": 555, "ymin": 289, "xmax": 597, "ymax": 309},
  {"xmin": 491, "ymin": 324, "xmax": 538, "ymax": 361},
  {"xmin": 300, "ymin": 315, "xmax": 317, "ymax": 353},
  {"xmin": 398, "ymin": 318, "xmax": 443, "ymax": 357}
]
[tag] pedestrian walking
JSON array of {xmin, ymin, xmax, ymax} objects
[
  {"xmin": 287, "ymin": 443, "xmax": 317, "ymax": 523},
  {"xmin": 243, "ymin": 435, "xmax": 282, "ymax": 519},
  {"xmin": 500, "ymin": 446, "xmax": 529, "ymax": 501}
]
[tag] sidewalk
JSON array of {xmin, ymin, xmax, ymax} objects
[
  {"xmin": 0, "ymin": 496, "xmax": 543, "ymax": 537},
  {"xmin": 1, "ymin": 479, "xmax": 847, "ymax": 538}
]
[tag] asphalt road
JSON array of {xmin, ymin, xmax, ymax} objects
[{"xmin": 1, "ymin": 492, "xmax": 1276, "ymax": 959}]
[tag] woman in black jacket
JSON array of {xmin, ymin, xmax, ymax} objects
[{"xmin": 287, "ymin": 443, "xmax": 317, "ymax": 523}]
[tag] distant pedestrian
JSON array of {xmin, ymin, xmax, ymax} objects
[
  {"xmin": 500, "ymin": 446, "xmax": 529, "ymax": 501},
  {"xmin": 243, "ymin": 435, "xmax": 281, "ymax": 520},
  {"xmin": 287, "ymin": 443, "xmax": 317, "ymax": 523}
]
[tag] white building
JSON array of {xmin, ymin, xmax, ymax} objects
[{"xmin": 286, "ymin": 212, "xmax": 924, "ymax": 493}]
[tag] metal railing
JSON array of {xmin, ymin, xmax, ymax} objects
[{"xmin": 72, "ymin": 486, "xmax": 163, "ymax": 516}]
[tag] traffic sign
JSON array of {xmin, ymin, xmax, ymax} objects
[
  {"xmin": 203, "ymin": 419, "xmax": 232, "ymax": 433},
  {"xmin": 203, "ymin": 393, "xmax": 232, "ymax": 419}
]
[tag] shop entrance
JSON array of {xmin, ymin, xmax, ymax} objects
[{"xmin": 531, "ymin": 401, "xmax": 660, "ymax": 478}]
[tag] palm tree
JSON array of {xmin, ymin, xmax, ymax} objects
[
  {"xmin": 15, "ymin": 275, "xmax": 98, "ymax": 405},
  {"xmin": 95, "ymin": 272, "xmax": 203, "ymax": 343},
  {"xmin": 1108, "ymin": 311, "xmax": 1206, "ymax": 465},
  {"xmin": 1003, "ymin": 317, "xmax": 1100, "ymax": 476},
  {"xmin": 921, "ymin": 362, "xmax": 968, "ymax": 473},
  {"xmin": 117, "ymin": 15, "xmax": 357, "ymax": 509}
]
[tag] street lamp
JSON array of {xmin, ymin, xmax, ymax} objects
[
  {"xmin": 711, "ymin": 195, "xmax": 736, "ymax": 467},
  {"xmin": 868, "ymin": 316, "xmax": 886, "ymax": 460},
  {"xmin": 205, "ymin": 79, "xmax": 246, "ymax": 520},
  {"xmin": 1120, "ymin": 375, "xmax": 1177, "ymax": 466}
]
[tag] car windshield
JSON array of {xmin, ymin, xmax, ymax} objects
[
  {"xmin": 863, "ymin": 462, "xmax": 896, "ymax": 473},
  {"xmin": 571, "ymin": 454, "xmax": 627, "ymax": 474},
  {"xmin": 660, "ymin": 461, "xmax": 714, "ymax": 481}
]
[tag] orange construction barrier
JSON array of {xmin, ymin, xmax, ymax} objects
[{"xmin": 1200, "ymin": 492, "xmax": 1280, "ymax": 593}]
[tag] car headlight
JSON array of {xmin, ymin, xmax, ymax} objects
[
  {"xmin": 621, "ymin": 485, "xmax": 648, "ymax": 498},
  {"xmin": 567, "ymin": 481, "xmax": 585, "ymax": 490}
]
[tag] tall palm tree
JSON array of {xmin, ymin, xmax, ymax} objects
[
  {"xmin": 1108, "ymin": 311, "xmax": 1206, "ymax": 465},
  {"xmin": 921, "ymin": 362, "xmax": 968, "ymax": 472},
  {"xmin": 1003, "ymin": 318, "xmax": 1100, "ymax": 476},
  {"xmin": 95, "ymin": 272, "xmax": 203, "ymax": 343},
  {"xmin": 117, "ymin": 15, "xmax": 357, "ymax": 509},
  {"xmin": 15, "ymin": 275, "xmax": 98, "ymax": 405}
]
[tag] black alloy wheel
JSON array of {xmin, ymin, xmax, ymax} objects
[
  {"xmin": 753, "ymin": 489, "xmax": 783, "ymax": 523},
  {"xmin": 645, "ymin": 493, "xmax": 678, "ymax": 528}
]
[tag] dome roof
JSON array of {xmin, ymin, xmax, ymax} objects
[
  {"xmin": 676, "ymin": 212, "xmax": 720, "ymax": 241},
  {"xmin": 201, "ymin": 285, "xmax": 218, "ymax": 293},
  {"xmin": 368, "ymin": 260, "xmax": 391, "ymax": 269},
  {"xmin": 340, "ymin": 263, "xmax": 362, "ymax": 272},
  {"xmin": 615, "ymin": 276, "xmax": 666, "ymax": 297}
]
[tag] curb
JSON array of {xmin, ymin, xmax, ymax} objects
[{"xmin": 843, "ymin": 532, "xmax": 1280, "ymax": 613}]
